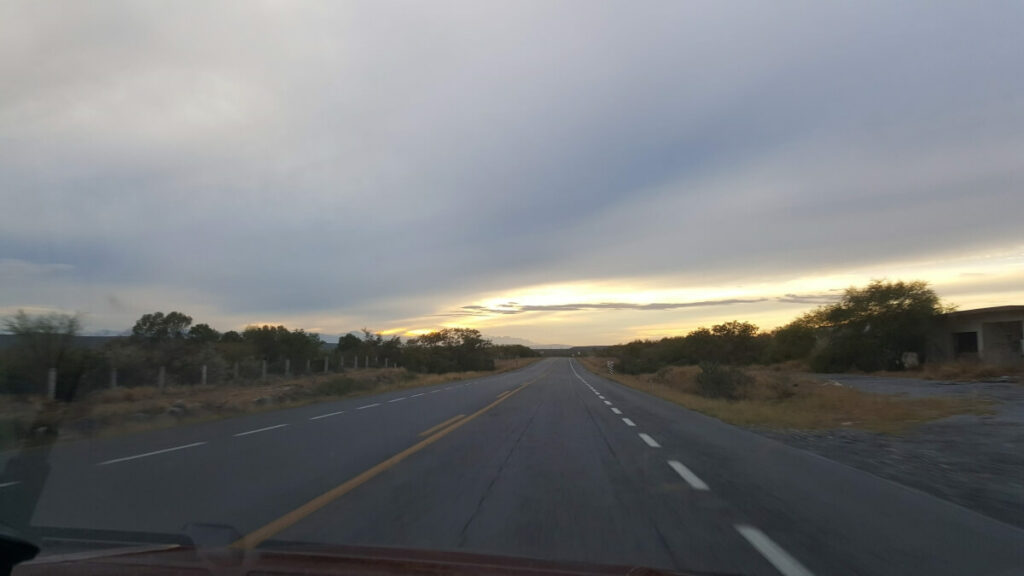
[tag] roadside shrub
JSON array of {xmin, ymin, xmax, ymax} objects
[
  {"xmin": 765, "ymin": 374, "xmax": 798, "ymax": 401},
  {"xmin": 695, "ymin": 362, "xmax": 752, "ymax": 400},
  {"xmin": 314, "ymin": 376, "xmax": 374, "ymax": 397}
]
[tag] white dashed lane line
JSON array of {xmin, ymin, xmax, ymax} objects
[
  {"xmin": 357, "ymin": 403, "xmax": 380, "ymax": 410},
  {"xmin": 97, "ymin": 442, "xmax": 207, "ymax": 466},
  {"xmin": 309, "ymin": 410, "xmax": 345, "ymax": 421},
  {"xmin": 0, "ymin": 481, "xmax": 21, "ymax": 489},
  {"xmin": 388, "ymin": 397, "xmax": 406, "ymax": 403},
  {"xmin": 234, "ymin": 424, "xmax": 288, "ymax": 437},
  {"xmin": 411, "ymin": 393, "xmax": 425, "ymax": 398},
  {"xmin": 570, "ymin": 360, "xmax": 799, "ymax": 573},
  {"xmin": 735, "ymin": 525, "xmax": 815, "ymax": 576},
  {"xmin": 668, "ymin": 460, "xmax": 710, "ymax": 491},
  {"xmin": 638, "ymin": 433, "xmax": 661, "ymax": 448}
]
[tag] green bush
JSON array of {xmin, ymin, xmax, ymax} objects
[
  {"xmin": 803, "ymin": 280, "xmax": 944, "ymax": 372},
  {"xmin": 695, "ymin": 362, "xmax": 752, "ymax": 400}
]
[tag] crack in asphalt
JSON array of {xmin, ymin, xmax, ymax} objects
[
  {"xmin": 457, "ymin": 400, "xmax": 542, "ymax": 546},
  {"xmin": 570, "ymin": 365, "xmax": 689, "ymax": 570}
]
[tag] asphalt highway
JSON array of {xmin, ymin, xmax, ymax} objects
[{"xmin": 2, "ymin": 358, "xmax": 1022, "ymax": 575}]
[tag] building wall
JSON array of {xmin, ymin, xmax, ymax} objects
[{"xmin": 933, "ymin": 308, "xmax": 1024, "ymax": 363}]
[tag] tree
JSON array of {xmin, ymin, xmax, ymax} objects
[
  {"xmin": 131, "ymin": 311, "xmax": 193, "ymax": 343},
  {"xmin": 336, "ymin": 333, "xmax": 362, "ymax": 354},
  {"xmin": 242, "ymin": 325, "xmax": 323, "ymax": 364},
  {"xmin": 764, "ymin": 320, "xmax": 817, "ymax": 363},
  {"xmin": 333, "ymin": 330, "xmax": 402, "ymax": 367},
  {"xmin": 807, "ymin": 280, "xmax": 946, "ymax": 372},
  {"xmin": 709, "ymin": 321, "xmax": 764, "ymax": 364},
  {"xmin": 403, "ymin": 328, "xmax": 494, "ymax": 373},
  {"xmin": 381, "ymin": 334, "xmax": 402, "ymax": 363},
  {"xmin": 187, "ymin": 323, "xmax": 221, "ymax": 343},
  {"xmin": 2, "ymin": 310, "xmax": 90, "ymax": 399},
  {"xmin": 3, "ymin": 310, "xmax": 81, "ymax": 369}
]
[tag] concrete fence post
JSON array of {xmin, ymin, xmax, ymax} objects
[
  {"xmin": 353, "ymin": 356, "xmax": 358, "ymax": 369},
  {"xmin": 306, "ymin": 358, "xmax": 311, "ymax": 374},
  {"xmin": 201, "ymin": 364, "xmax": 207, "ymax": 386},
  {"xmin": 285, "ymin": 358, "xmax": 291, "ymax": 377},
  {"xmin": 374, "ymin": 356, "xmax": 378, "ymax": 367},
  {"xmin": 261, "ymin": 360, "xmax": 267, "ymax": 381},
  {"xmin": 233, "ymin": 362, "xmax": 239, "ymax": 380},
  {"xmin": 384, "ymin": 358, "xmax": 389, "ymax": 368},
  {"xmin": 365, "ymin": 356, "xmax": 369, "ymax": 369},
  {"xmin": 110, "ymin": 367, "xmax": 118, "ymax": 389},
  {"xmin": 158, "ymin": 366, "xmax": 166, "ymax": 390},
  {"xmin": 323, "ymin": 357, "xmax": 329, "ymax": 373},
  {"xmin": 47, "ymin": 367, "xmax": 57, "ymax": 400}
]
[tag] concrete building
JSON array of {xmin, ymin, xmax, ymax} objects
[{"xmin": 932, "ymin": 306, "xmax": 1024, "ymax": 363}]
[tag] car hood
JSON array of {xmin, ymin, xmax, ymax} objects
[{"xmin": 16, "ymin": 540, "xmax": 726, "ymax": 576}]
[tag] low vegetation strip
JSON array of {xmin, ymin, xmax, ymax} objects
[
  {"xmin": 580, "ymin": 358, "xmax": 991, "ymax": 433},
  {"xmin": 0, "ymin": 358, "xmax": 539, "ymax": 450}
]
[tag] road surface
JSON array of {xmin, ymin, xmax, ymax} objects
[{"xmin": 2, "ymin": 358, "xmax": 1023, "ymax": 575}]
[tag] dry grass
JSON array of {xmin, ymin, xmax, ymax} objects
[
  {"xmin": 0, "ymin": 358, "xmax": 539, "ymax": 449},
  {"xmin": 582, "ymin": 358, "xmax": 991, "ymax": 434}
]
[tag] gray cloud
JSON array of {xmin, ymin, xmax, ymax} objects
[
  {"xmin": 775, "ymin": 293, "xmax": 842, "ymax": 305},
  {"xmin": 1, "ymin": 2, "xmax": 1022, "ymax": 336},
  {"xmin": 445, "ymin": 298, "xmax": 772, "ymax": 317}
]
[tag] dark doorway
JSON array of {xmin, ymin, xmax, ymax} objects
[{"xmin": 953, "ymin": 331, "xmax": 979, "ymax": 356}]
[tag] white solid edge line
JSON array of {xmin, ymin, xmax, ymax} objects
[
  {"xmin": 234, "ymin": 423, "xmax": 288, "ymax": 437},
  {"xmin": 388, "ymin": 397, "xmax": 406, "ymax": 403},
  {"xmin": 638, "ymin": 433, "xmax": 661, "ymax": 447},
  {"xmin": 357, "ymin": 403, "xmax": 381, "ymax": 410},
  {"xmin": 568, "ymin": 360, "xmax": 589, "ymax": 386},
  {"xmin": 430, "ymin": 390, "xmax": 440, "ymax": 393},
  {"xmin": 735, "ymin": 525, "xmax": 815, "ymax": 576},
  {"xmin": 668, "ymin": 460, "xmax": 710, "ymax": 491},
  {"xmin": 0, "ymin": 481, "xmax": 20, "ymax": 489},
  {"xmin": 411, "ymin": 393, "xmax": 425, "ymax": 398},
  {"xmin": 622, "ymin": 418, "xmax": 636, "ymax": 427},
  {"xmin": 309, "ymin": 410, "xmax": 346, "ymax": 420},
  {"xmin": 611, "ymin": 407, "xmax": 623, "ymax": 415},
  {"xmin": 97, "ymin": 442, "xmax": 206, "ymax": 466}
]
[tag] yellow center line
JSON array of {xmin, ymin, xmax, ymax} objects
[
  {"xmin": 497, "ymin": 389, "xmax": 512, "ymax": 399},
  {"xmin": 418, "ymin": 414, "xmax": 465, "ymax": 437},
  {"xmin": 230, "ymin": 376, "xmax": 541, "ymax": 549}
]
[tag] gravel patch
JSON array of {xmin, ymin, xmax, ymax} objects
[{"xmin": 756, "ymin": 374, "xmax": 1024, "ymax": 529}]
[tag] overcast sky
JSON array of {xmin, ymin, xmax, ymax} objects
[{"xmin": 2, "ymin": 1, "xmax": 1022, "ymax": 345}]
